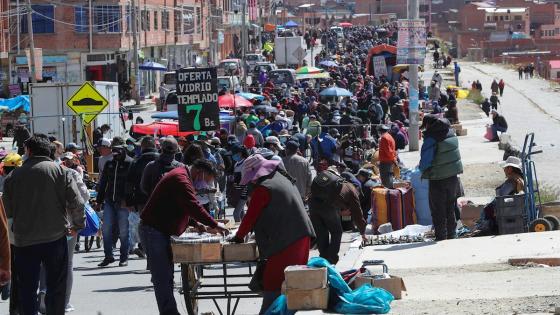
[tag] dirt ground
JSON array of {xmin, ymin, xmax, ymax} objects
[{"xmin": 460, "ymin": 163, "xmax": 504, "ymax": 197}]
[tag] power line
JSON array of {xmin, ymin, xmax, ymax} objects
[{"xmin": 30, "ymin": 8, "xmax": 128, "ymax": 28}]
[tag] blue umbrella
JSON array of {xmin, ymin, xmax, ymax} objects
[
  {"xmin": 139, "ymin": 61, "xmax": 167, "ymax": 71},
  {"xmin": 319, "ymin": 60, "xmax": 339, "ymax": 67},
  {"xmin": 237, "ymin": 92, "xmax": 265, "ymax": 101},
  {"xmin": 319, "ymin": 87, "xmax": 353, "ymax": 97},
  {"xmin": 285, "ymin": 20, "xmax": 298, "ymax": 28}
]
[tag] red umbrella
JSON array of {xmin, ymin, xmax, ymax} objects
[
  {"xmin": 339, "ymin": 22, "xmax": 353, "ymax": 28},
  {"xmin": 218, "ymin": 94, "xmax": 253, "ymax": 108}
]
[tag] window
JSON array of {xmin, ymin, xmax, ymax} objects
[
  {"xmin": 94, "ymin": 5, "xmax": 121, "ymax": 33},
  {"xmin": 499, "ymin": 15, "xmax": 504, "ymax": 21},
  {"xmin": 183, "ymin": 6, "xmax": 194, "ymax": 34},
  {"xmin": 514, "ymin": 15, "xmax": 522, "ymax": 21},
  {"xmin": 505, "ymin": 15, "xmax": 510, "ymax": 21},
  {"xmin": 141, "ymin": 10, "xmax": 150, "ymax": 31},
  {"xmin": 196, "ymin": 6, "xmax": 202, "ymax": 35},
  {"xmin": 494, "ymin": 16, "xmax": 498, "ymax": 21},
  {"xmin": 162, "ymin": 10, "xmax": 169, "ymax": 30},
  {"xmin": 21, "ymin": 5, "xmax": 55, "ymax": 34},
  {"xmin": 154, "ymin": 10, "xmax": 158, "ymax": 30},
  {"xmin": 75, "ymin": 6, "xmax": 89, "ymax": 33},
  {"xmin": 486, "ymin": 16, "xmax": 491, "ymax": 22},
  {"xmin": 174, "ymin": 10, "xmax": 182, "ymax": 34}
]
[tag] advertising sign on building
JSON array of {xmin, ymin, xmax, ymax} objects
[
  {"xmin": 397, "ymin": 19, "xmax": 426, "ymax": 65},
  {"xmin": 176, "ymin": 67, "xmax": 220, "ymax": 132},
  {"xmin": 372, "ymin": 56, "xmax": 388, "ymax": 78}
]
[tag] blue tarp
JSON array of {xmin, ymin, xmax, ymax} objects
[{"xmin": 0, "ymin": 95, "xmax": 30, "ymax": 112}]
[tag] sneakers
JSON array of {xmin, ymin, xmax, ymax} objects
[
  {"xmin": 65, "ymin": 304, "xmax": 75, "ymax": 312},
  {"xmin": 119, "ymin": 260, "xmax": 128, "ymax": 267},
  {"xmin": 98, "ymin": 257, "xmax": 116, "ymax": 267},
  {"xmin": 133, "ymin": 248, "xmax": 146, "ymax": 258}
]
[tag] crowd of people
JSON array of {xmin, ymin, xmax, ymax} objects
[{"xmin": 0, "ymin": 23, "xmax": 519, "ymax": 315}]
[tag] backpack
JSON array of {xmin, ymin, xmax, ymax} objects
[{"xmin": 311, "ymin": 171, "xmax": 345, "ymax": 204}]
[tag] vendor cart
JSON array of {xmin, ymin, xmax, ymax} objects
[
  {"xmin": 179, "ymin": 261, "xmax": 260, "ymax": 315},
  {"xmin": 172, "ymin": 234, "xmax": 261, "ymax": 315}
]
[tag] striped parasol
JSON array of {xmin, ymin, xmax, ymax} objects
[{"xmin": 295, "ymin": 66, "xmax": 323, "ymax": 75}]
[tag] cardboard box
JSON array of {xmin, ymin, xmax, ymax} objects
[
  {"xmin": 460, "ymin": 204, "xmax": 485, "ymax": 229},
  {"xmin": 285, "ymin": 287, "xmax": 329, "ymax": 310},
  {"xmin": 171, "ymin": 242, "xmax": 222, "ymax": 263},
  {"xmin": 451, "ymin": 124, "xmax": 463, "ymax": 132},
  {"xmin": 353, "ymin": 275, "xmax": 407, "ymax": 299},
  {"xmin": 456, "ymin": 128, "xmax": 468, "ymax": 136},
  {"xmin": 284, "ymin": 266, "xmax": 327, "ymax": 290},
  {"xmin": 222, "ymin": 242, "xmax": 259, "ymax": 262}
]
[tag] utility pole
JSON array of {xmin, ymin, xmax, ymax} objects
[
  {"xmin": 16, "ymin": 0, "xmax": 20, "ymax": 53},
  {"xmin": 241, "ymin": 0, "xmax": 247, "ymax": 89},
  {"xmin": 88, "ymin": 0, "xmax": 93, "ymax": 53},
  {"xmin": 408, "ymin": 0, "xmax": 420, "ymax": 151},
  {"xmin": 131, "ymin": 0, "xmax": 140, "ymax": 104},
  {"xmin": 26, "ymin": 0, "xmax": 36, "ymax": 83}
]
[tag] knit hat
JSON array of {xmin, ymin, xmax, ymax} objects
[{"xmin": 3, "ymin": 153, "xmax": 22, "ymax": 167}]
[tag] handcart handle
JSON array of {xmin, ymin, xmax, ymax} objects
[{"xmin": 361, "ymin": 260, "xmax": 389, "ymax": 273}]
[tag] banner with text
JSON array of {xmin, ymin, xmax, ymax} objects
[
  {"xmin": 397, "ymin": 19, "xmax": 426, "ymax": 65},
  {"xmin": 372, "ymin": 56, "xmax": 388, "ymax": 78},
  {"xmin": 176, "ymin": 67, "xmax": 220, "ymax": 132}
]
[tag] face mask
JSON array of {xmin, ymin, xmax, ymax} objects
[{"xmin": 232, "ymin": 153, "xmax": 241, "ymax": 162}]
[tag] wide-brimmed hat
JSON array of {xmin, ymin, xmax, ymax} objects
[
  {"xmin": 240, "ymin": 154, "xmax": 280, "ymax": 185},
  {"xmin": 499, "ymin": 156, "xmax": 522, "ymax": 171}
]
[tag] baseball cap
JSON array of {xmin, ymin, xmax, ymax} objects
[
  {"xmin": 61, "ymin": 152, "xmax": 76, "ymax": 161},
  {"xmin": 99, "ymin": 138, "xmax": 111, "ymax": 147},
  {"xmin": 285, "ymin": 140, "xmax": 300, "ymax": 151},
  {"xmin": 65, "ymin": 142, "xmax": 81, "ymax": 151},
  {"xmin": 265, "ymin": 136, "xmax": 284, "ymax": 150},
  {"xmin": 161, "ymin": 136, "xmax": 179, "ymax": 153},
  {"xmin": 3, "ymin": 153, "xmax": 22, "ymax": 167}
]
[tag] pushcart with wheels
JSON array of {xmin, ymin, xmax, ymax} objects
[{"xmin": 179, "ymin": 261, "xmax": 261, "ymax": 315}]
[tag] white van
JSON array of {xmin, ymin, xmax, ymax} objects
[{"xmin": 331, "ymin": 26, "xmax": 344, "ymax": 39}]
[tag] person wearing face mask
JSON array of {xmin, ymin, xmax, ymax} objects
[
  {"xmin": 191, "ymin": 159, "xmax": 219, "ymax": 214},
  {"xmin": 96, "ymin": 137, "xmax": 134, "ymax": 267},
  {"xmin": 229, "ymin": 154, "xmax": 315, "ymax": 314}
]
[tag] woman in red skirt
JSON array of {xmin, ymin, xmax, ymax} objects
[{"xmin": 231, "ymin": 154, "xmax": 315, "ymax": 314}]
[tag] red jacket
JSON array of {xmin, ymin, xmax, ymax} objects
[
  {"xmin": 378, "ymin": 132, "xmax": 397, "ymax": 163},
  {"xmin": 141, "ymin": 166, "xmax": 218, "ymax": 236}
]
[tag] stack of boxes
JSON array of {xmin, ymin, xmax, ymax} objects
[
  {"xmin": 452, "ymin": 124, "xmax": 468, "ymax": 136},
  {"xmin": 283, "ymin": 266, "xmax": 329, "ymax": 311}
]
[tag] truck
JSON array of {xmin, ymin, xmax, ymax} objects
[
  {"xmin": 29, "ymin": 81, "xmax": 126, "ymax": 145},
  {"xmin": 274, "ymin": 36, "xmax": 306, "ymax": 67}
]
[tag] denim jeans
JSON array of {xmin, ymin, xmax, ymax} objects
[
  {"xmin": 491, "ymin": 124, "xmax": 507, "ymax": 140},
  {"xmin": 14, "ymin": 236, "xmax": 68, "ymax": 315},
  {"xmin": 128, "ymin": 211, "xmax": 141, "ymax": 250},
  {"xmin": 140, "ymin": 223, "xmax": 180, "ymax": 315},
  {"xmin": 233, "ymin": 199, "xmax": 246, "ymax": 222},
  {"xmin": 102, "ymin": 201, "xmax": 129, "ymax": 261}
]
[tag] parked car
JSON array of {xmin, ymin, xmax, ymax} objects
[
  {"xmin": 252, "ymin": 62, "xmax": 278, "ymax": 78},
  {"xmin": 217, "ymin": 59, "xmax": 244, "ymax": 77},
  {"xmin": 268, "ymin": 69, "xmax": 297, "ymax": 86},
  {"xmin": 160, "ymin": 90, "xmax": 178, "ymax": 112},
  {"xmin": 246, "ymin": 53, "xmax": 265, "ymax": 69},
  {"xmin": 217, "ymin": 76, "xmax": 241, "ymax": 93}
]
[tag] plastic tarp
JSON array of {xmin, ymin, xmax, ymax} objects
[
  {"xmin": 265, "ymin": 257, "xmax": 393, "ymax": 315},
  {"xmin": 410, "ymin": 168, "xmax": 432, "ymax": 225},
  {"xmin": 0, "ymin": 95, "xmax": 30, "ymax": 112}
]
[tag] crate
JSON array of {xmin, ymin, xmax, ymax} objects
[
  {"xmin": 497, "ymin": 215, "xmax": 527, "ymax": 235},
  {"xmin": 495, "ymin": 195, "xmax": 525, "ymax": 218}
]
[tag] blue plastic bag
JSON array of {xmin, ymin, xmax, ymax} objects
[
  {"xmin": 264, "ymin": 295, "xmax": 294, "ymax": 315},
  {"xmin": 265, "ymin": 257, "xmax": 394, "ymax": 314},
  {"xmin": 410, "ymin": 168, "xmax": 432, "ymax": 225},
  {"xmin": 308, "ymin": 257, "xmax": 394, "ymax": 314},
  {"xmin": 79, "ymin": 203, "xmax": 101, "ymax": 237}
]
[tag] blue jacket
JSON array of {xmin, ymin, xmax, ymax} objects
[{"xmin": 311, "ymin": 132, "xmax": 337, "ymax": 160}]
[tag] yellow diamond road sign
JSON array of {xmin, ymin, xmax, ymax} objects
[{"xmin": 66, "ymin": 82, "xmax": 109, "ymax": 125}]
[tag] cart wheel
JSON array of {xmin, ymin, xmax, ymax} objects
[
  {"xmin": 529, "ymin": 218, "xmax": 552, "ymax": 232},
  {"xmin": 543, "ymin": 215, "xmax": 560, "ymax": 231},
  {"xmin": 181, "ymin": 264, "xmax": 200, "ymax": 315}
]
